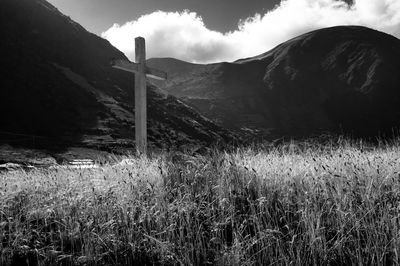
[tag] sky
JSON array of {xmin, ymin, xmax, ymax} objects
[
  {"xmin": 48, "ymin": 0, "xmax": 400, "ymax": 64},
  {"xmin": 47, "ymin": 0, "xmax": 281, "ymax": 35}
]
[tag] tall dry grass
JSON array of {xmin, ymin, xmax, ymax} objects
[{"xmin": 1, "ymin": 139, "xmax": 400, "ymax": 265}]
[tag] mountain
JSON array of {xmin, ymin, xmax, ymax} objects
[
  {"xmin": 148, "ymin": 26, "xmax": 400, "ymax": 138},
  {"xmin": 0, "ymin": 0, "xmax": 235, "ymax": 152}
]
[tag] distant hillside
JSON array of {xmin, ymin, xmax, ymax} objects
[
  {"xmin": 148, "ymin": 26, "xmax": 400, "ymax": 138},
  {"xmin": 0, "ymin": 0, "xmax": 235, "ymax": 151}
]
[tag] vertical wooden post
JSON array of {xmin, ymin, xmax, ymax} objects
[
  {"xmin": 135, "ymin": 37, "xmax": 147, "ymax": 155},
  {"xmin": 111, "ymin": 37, "xmax": 166, "ymax": 155}
]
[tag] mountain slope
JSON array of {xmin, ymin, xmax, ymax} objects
[
  {"xmin": 148, "ymin": 26, "xmax": 400, "ymax": 138},
  {"xmin": 0, "ymin": 0, "xmax": 234, "ymax": 151}
]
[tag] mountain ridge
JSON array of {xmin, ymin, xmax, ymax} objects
[{"xmin": 148, "ymin": 25, "xmax": 400, "ymax": 138}]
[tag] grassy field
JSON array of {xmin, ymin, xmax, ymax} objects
[{"xmin": 1, "ymin": 138, "xmax": 400, "ymax": 265}]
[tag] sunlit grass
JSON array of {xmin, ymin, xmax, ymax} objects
[{"xmin": 1, "ymin": 138, "xmax": 400, "ymax": 265}]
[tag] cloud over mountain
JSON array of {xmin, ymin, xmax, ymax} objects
[{"xmin": 102, "ymin": 0, "xmax": 400, "ymax": 63}]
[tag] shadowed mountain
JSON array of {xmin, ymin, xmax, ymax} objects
[
  {"xmin": 148, "ymin": 26, "xmax": 400, "ymax": 138},
  {"xmin": 0, "ymin": 0, "xmax": 235, "ymax": 151}
]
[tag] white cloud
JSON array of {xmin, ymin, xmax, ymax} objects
[{"xmin": 101, "ymin": 0, "xmax": 400, "ymax": 64}]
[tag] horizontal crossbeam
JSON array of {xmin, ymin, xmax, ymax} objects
[
  {"xmin": 146, "ymin": 67, "xmax": 168, "ymax": 80},
  {"xmin": 110, "ymin": 58, "xmax": 167, "ymax": 80},
  {"xmin": 110, "ymin": 58, "xmax": 138, "ymax": 73}
]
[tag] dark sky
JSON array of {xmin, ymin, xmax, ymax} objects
[{"xmin": 47, "ymin": 0, "xmax": 281, "ymax": 35}]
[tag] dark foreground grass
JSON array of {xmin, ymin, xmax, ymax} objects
[{"xmin": 1, "ymin": 139, "xmax": 400, "ymax": 265}]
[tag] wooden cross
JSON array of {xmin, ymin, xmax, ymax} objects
[{"xmin": 111, "ymin": 37, "xmax": 167, "ymax": 155}]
